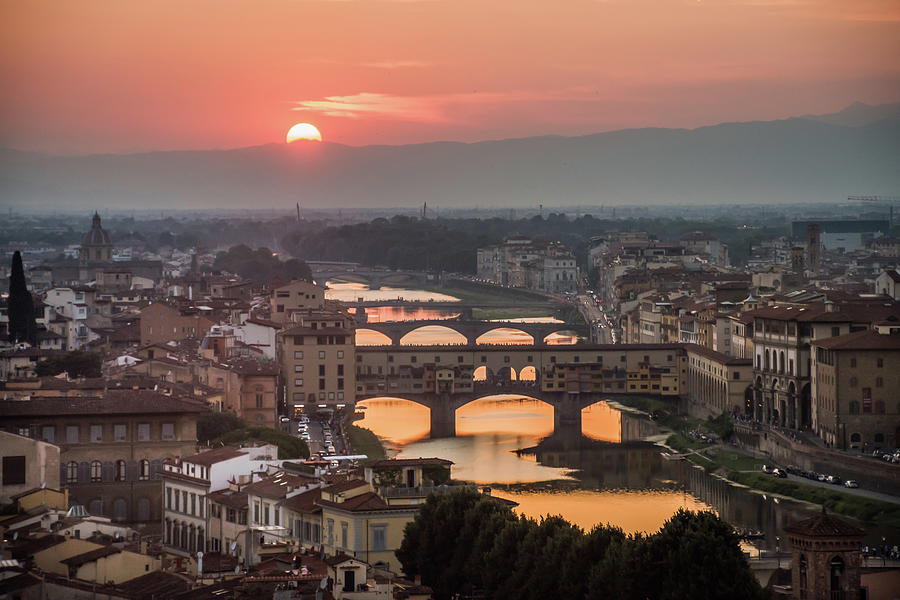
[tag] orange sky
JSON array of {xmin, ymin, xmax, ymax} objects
[{"xmin": 1, "ymin": 0, "xmax": 898, "ymax": 153}]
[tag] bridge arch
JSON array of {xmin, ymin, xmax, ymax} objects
[
  {"xmin": 519, "ymin": 365, "xmax": 537, "ymax": 381},
  {"xmin": 475, "ymin": 327, "xmax": 535, "ymax": 345},
  {"xmin": 542, "ymin": 329, "xmax": 580, "ymax": 345},
  {"xmin": 355, "ymin": 328, "xmax": 394, "ymax": 346},
  {"xmin": 399, "ymin": 325, "xmax": 468, "ymax": 346}
]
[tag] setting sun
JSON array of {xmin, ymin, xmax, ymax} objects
[{"xmin": 286, "ymin": 123, "xmax": 322, "ymax": 143}]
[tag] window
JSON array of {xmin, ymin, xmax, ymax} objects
[
  {"xmin": 139, "ymin": 459, "xmax": 150, "ymax": 481},
  {"xmin": 877, "ymin": 358, "xmax": 884, "ymax": 368},
  {"xmin": 294, "ymin": 378, "xmax": 304, "ymax": 387},
  {"xmin": 319, "ymin": 364, "xmax": 326, "ymax": 376},
  {"xmin": 114, "ymin": 424, "xmax": 127, "ymax": 442},
  {"xmin": 182, "ymin": 491, "xmax": 187, "ymax": 513},
  {"xmin": 91, "ymin": 460, "xmax": 102, "ymax": 482},
  {"xmin": 327, "ymin": 519, "xmax": 334, "ymax": 545},
  {"xmin": 116, "ymin": 460, "xmax": 126, "ymax": 481},
  {"xmin": 318, "ymin": 351, "xmax": 326, "ymax": 359},
  {"xmin": 341, "ymin": 522, "xmax": 348, "ymax": 548},
  {"xmin": 274, "ymin": 507, "xmax": 280, "ymax": 526},
  {"xmin": 849, "ymin": 377, "xmax": 858, "ymax": 388},
  {"xmin": 294, "ymin": 364, "xmax": 304, "ymax": 373},
  {"xmin": 875, "ymin": 400, "xmax": 885, "ymax": 414},
  {"xmin": 371, "ymin": 525, "xmax": 386, "ymax": 551},
  {"xmin": 831, "ymin": 326, "xmax": 840, "ymax": 337},
  {"xmin": 174, "ymin": 489, "xmax": 179, "ymax": 511},
  {"xmin": 191, "ymin": 494, "xmax": 196, "ymax": 516},
  {"xmin": 294, "ymin": 351, "xmax": 304, "ymax": 359},
  {"xmin": 66, "ymin": 425, "xmax": 79, "ymax": 443},
  {"xmin": 850, "ymin": 358, "xmax": 857, "ymax": 368},
  {"xmin": 256, "ymin": 394, "xmax": 264, "ymax": 408},
  {"xmin": 162, "ymin": 423, "xmax": 175, "ymax": 440},
  {"xmin": 849, "ymin": 401, "xmax": 860, "ymax": 415},
  {"xmin": 226, "ymin": 508, "xmax": 236, "ymax": 523},
  {"xmin": 91, "ymin": 424, "xmax": 103, "ymax": 442},
  {"xmin": 875, "ymin": 433, "xmax": 885, "ymax": 444},
  {"xmin": 319, "ymin": 378, "xmax": 326, "ymax": 390},
  {"xmin": 2, "ymin": 456, "xmax": 26, "ymax": 485},
  {"xmin": 41, "ymin": 426, "xmax": 55, "ymax": 443},
  {"xmin": 337, "ymin": 350, "xmax": 344, "ymax": 359},
  {"xmin": 138, "ymin": 423, "xmax": 150, "ymax": 441},
  {"xmin": 167, "ymin": 488, "xmax": 172, "ymax": 509},
  {"xmin": 337, "ymin": 364, "xmax": 344, "ymax": 376},
  {"xmin": 876, "ymin": 377, "xmax": 884, "ymax": 388},
  {"xmin": 254, "ymin": 501, "xmax": 260, "ymax": 523},
  {"xmin": 67, "ymin": 461, "xmax": 78, "ymax": 484}
]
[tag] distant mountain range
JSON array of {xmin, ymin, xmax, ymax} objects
[{"xmin": 2, "ymin": 101, "xmax": 899, "ymax": 210}]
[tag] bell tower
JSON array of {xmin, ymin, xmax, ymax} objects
[{"xmin": 785, "ymin": 508, "xmax": 864, "ymax": 600}]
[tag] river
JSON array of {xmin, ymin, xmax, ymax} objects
[{"xmin": 336, "ymin": 282, "xmax": 891, "ymax": 550}]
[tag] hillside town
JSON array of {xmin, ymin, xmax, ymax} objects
[{"xmin": 2, "ymin": 209, "xmax": 900, "ymax": 599}]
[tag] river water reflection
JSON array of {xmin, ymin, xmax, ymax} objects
[
  {"xmin": 345, "ymin": 283, "xmax": 888, "ymax": 546},
  {"xmin": 355, "ymin": 395, "xmax": 895, "ymax": 550}
]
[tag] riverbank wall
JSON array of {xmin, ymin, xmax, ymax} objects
[{"xmin": 735, "ymin": 424, "xmax": 900, "ymax": 496}]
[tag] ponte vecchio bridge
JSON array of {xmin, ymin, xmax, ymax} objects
[{"xmin": 354, "ymin": 343, "xmax": 687, "ymax": 437}]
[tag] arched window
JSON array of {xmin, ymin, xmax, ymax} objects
[
  {"xmin": 779, "ymin": 351, "xmax": 785, "ymax": 374},
  {"xmin": 88, "ymin": 499, "xmax": 103, "ymax": 515},
  {"xmin": 112, "ymin": 498, "xmax": 127, "ymax": 521},
  {"xmin": 850, "ymin": 433, "xmax": 861, "ymax": 443},
  {"xmin": 139, "ymin": 459, "xmax": 151, "ymax": 481},
  {"xmin": 798, "ymin": 554, "xmax": 808, "ymax": 593},
  {"xmin": 830, "ymin": 556, "xmax": 845, "ymax": 593},
  {"xmin": 91, "ymin": 460, "xmax": 102, "ymax": 482},
  {"xmin": 765, "ymin": 350, "xmax": 770, "ymax": 371},
  {"xmin": 115, "ymin": 460, "xmax": 126, "ymax": 482},
  {"xmin": 67, "ymin": 461, "xmax": 78, "ymax": 484}
]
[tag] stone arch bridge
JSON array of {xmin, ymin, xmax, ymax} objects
[{"xmin": 357, "ymin": 320, "xmax": 578, "ymax": 346}]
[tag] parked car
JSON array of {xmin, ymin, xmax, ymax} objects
[
  {"xmin": 844, "ymin": 480, "xmax": 859, "ymax": 488},
  {"xmin": 773, "ymin": 469, "xmax": 787, "ymax": 479},
  {"xmin": 826, "ymin": 475, "xmax": 843, "ymax": 485},
  {"xmin": 761, "ymin": 464, "xmax": 775, "ymax": 474}
]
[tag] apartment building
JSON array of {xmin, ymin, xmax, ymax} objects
[
  {"xmin": 140, "ymin": 301, "xmax": 216, "ymax": 346},
  {"xmin": 811, "ymin": 330, "xmax": 900, "ymax": 450},
  {"xmin": 161, "ymin": 447, "xmax": 252, "ymax": 557},
  {"xmin": 270, "ymin": 280, "xmax": 326, "ymax": 324},
  {"xmin": 277, "ymin": 306, "xmax": 356, "ymax": 415},
  {"xmin": 0, "ymin": 391, "xmax": 204, "ymax": 523}
]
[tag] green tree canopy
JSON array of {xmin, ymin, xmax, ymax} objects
[
  {"xmin": 35, "ymin": 350, "xmax": 101, "ymax": 378},
  {"xmin": 398, "ymin": 491, "xmax": 765, "ymax": 600}
]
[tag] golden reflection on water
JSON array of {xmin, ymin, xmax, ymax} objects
[
  {"xmin": 356, "ymin": 398, "xmax": 430, "ymax": 445},
  {"xmin": 581, "ymin": 401, "xmax": 623, "ymax": 443},
  {"xmin": 491, "ymin": 488, "xmax": 714, "ymax": 535},
  {"xmin": 357, "ymin": 395, "xmax": 716, "ymax": 533}
]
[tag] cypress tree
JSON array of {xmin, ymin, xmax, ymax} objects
[{"xmin": 8, "ymin": 251, "xmax": 37, "ymax": 345}]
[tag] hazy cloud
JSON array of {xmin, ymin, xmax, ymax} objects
[{"xmin": 363, "ymin": 60, "xmax": 433, "ymax": 69}]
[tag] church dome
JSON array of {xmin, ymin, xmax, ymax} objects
[{"xmin": 81, "ymin": 212, "xmax": 112, "ymax": 247}]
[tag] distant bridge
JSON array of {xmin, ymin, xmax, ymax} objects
[
  {"xmin": 356, "ymin": 319, "xmax": 578, "ymax": 346},
  {"xmin": 307, "ymin": 263, "xmax": 432, "ymax": 290}
]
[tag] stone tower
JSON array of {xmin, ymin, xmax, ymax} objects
[
  {"xmin": 80, "ymin": 212, "xmax": 113, "ymax": 266},
  {"xmin": 784, "ymin": 508, "xmax": 864, "ymax": 600}
]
